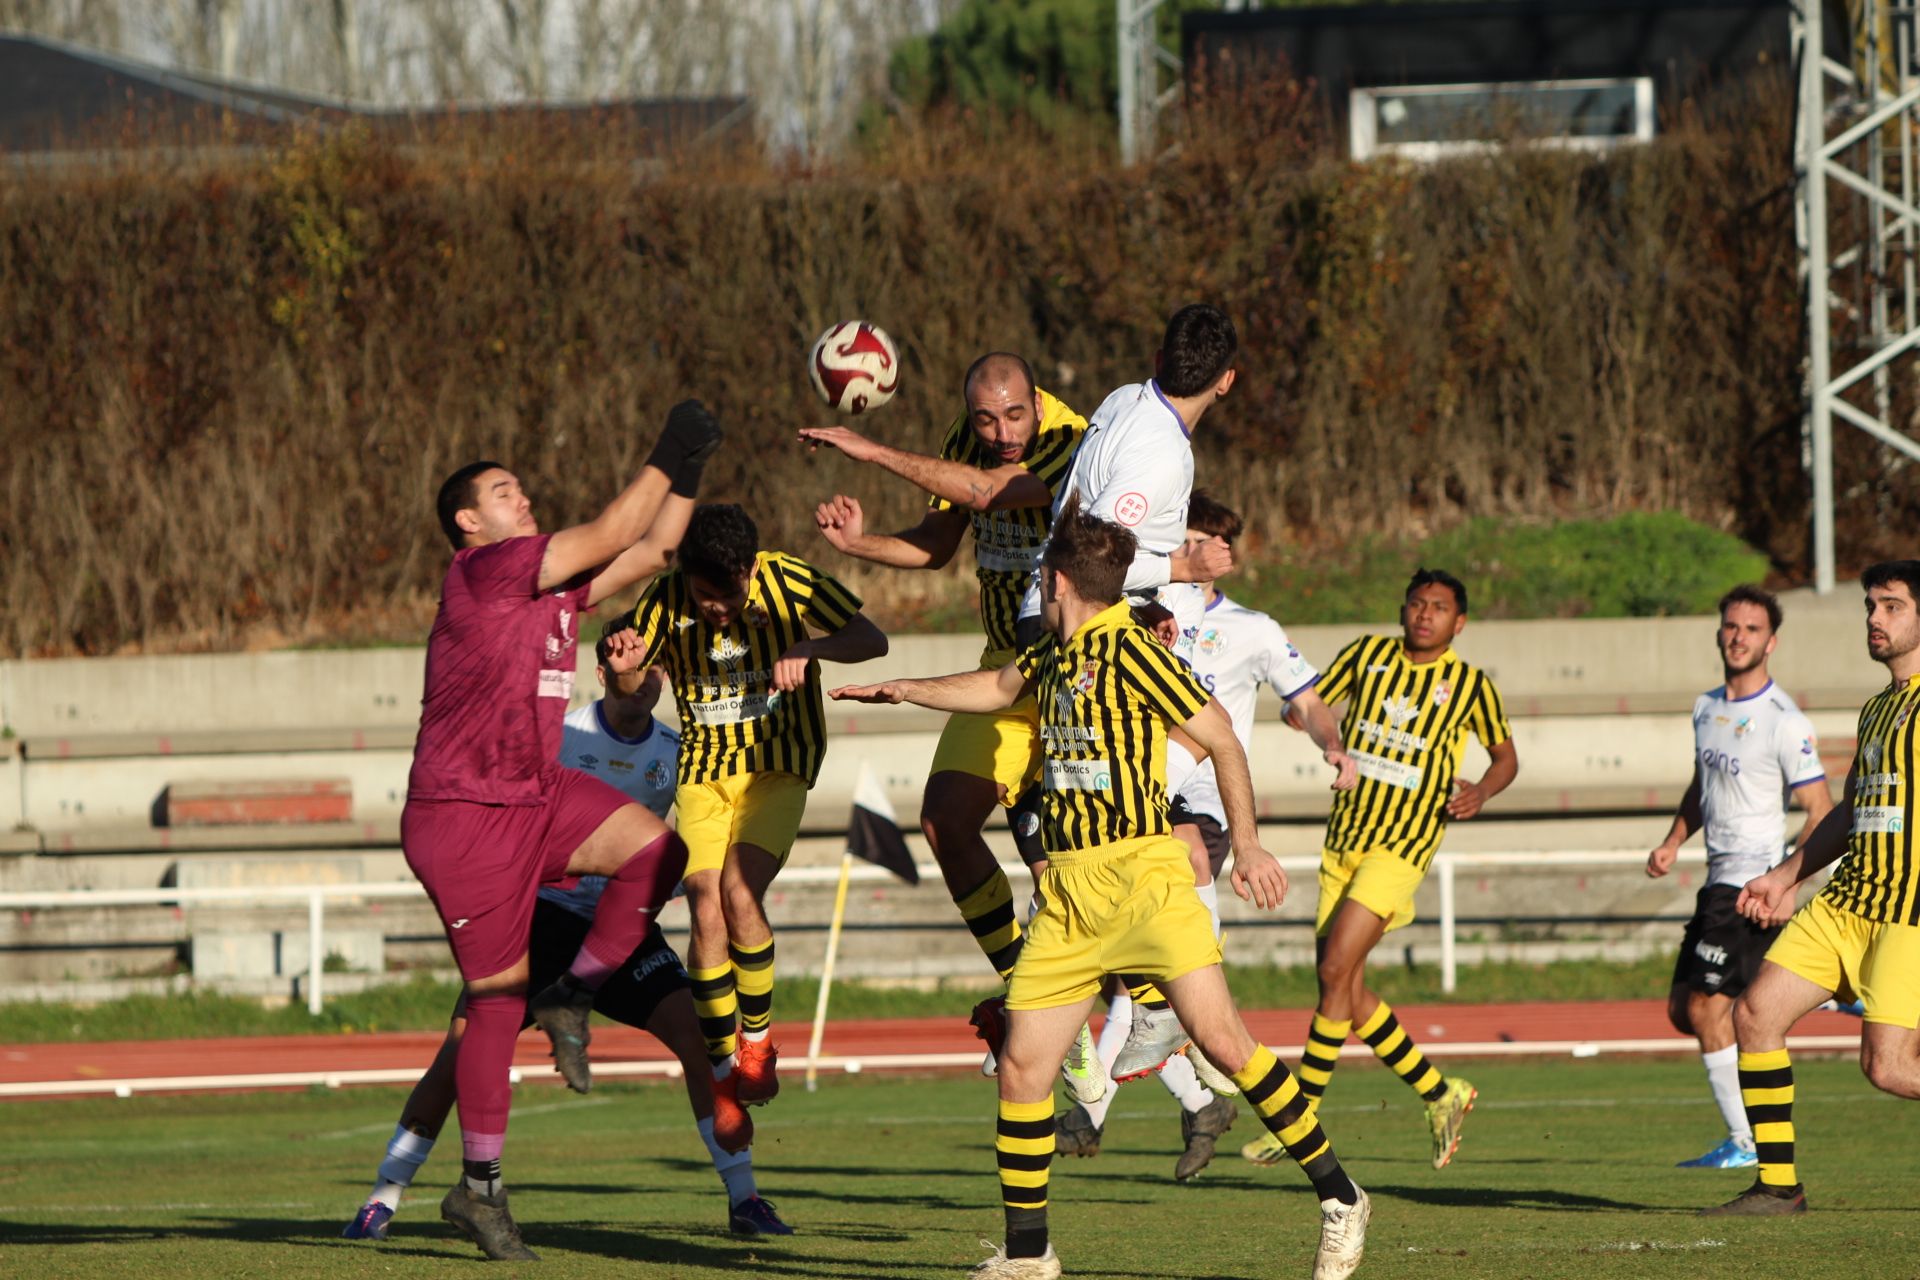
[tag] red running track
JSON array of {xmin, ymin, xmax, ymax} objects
[{"xmin": 0, "ymin": 1000, "xmax": 1870, "ymax": 1101}]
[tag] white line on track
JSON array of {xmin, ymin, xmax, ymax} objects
[
  {"xmin": 0, "ymin": 1032, "xmax": 1866, "ymax": 1100},
  {"xmin": 309, "ymin": 1094, "xmax": 612, "ymax": 1141}
]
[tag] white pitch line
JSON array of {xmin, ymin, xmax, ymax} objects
[
  {"xmin": 0, "ymin": 1033, "xmax": 1865, "ymax": 1101},
  {"xmin": 309, "ymin": 1094, "xmax": 613, "ymax": 1141}
]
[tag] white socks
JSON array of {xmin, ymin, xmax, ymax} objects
[
  {"xmin": 1157, "ymin": 1050, "xmax": 1214, "ymax": 1113},
  {"xmin": 1702, "ymin": 1045, "xmax": 1751, "ymax": 1144},
  {"xmin": 1082, "ymin": 994, "xmax": 1133, "ymax": 1128},
  {"xmin": 698, "ymin": 1115, "xmax": 758, "ymax": 1204},
  {"xmin": 371, "ymin": 1124, "xmax": 435, "ymax": 1209}
]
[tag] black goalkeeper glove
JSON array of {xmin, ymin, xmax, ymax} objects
[{"xmin": 647, "ymin": 399, "xmax": 724, "ymax": 497}]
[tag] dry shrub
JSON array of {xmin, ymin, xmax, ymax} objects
[{"xmin": 0, "ymin": 73, "xmax": 1902, "ymax": 656}]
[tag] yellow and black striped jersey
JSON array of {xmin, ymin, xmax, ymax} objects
[
  {"xmin": 929, "ymin": 388, "xmax": 1085, "ymax": 664},
  {"xmin": 631, "ymin": 551, "xmax": 861, "ymax": 787},
  {"xmin": 1015, "ymin": 601, "xmax": 1212, "ymax": 855},
  {"xmin": 1820, "ymin": 673, "xmax": 1920, "ymax": 926},
  {"xmin": 1317, "ymin": 635, "xmax": 1512, "ymax": 868}
]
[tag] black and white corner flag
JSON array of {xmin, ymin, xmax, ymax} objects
[{"xmin": 849, "ymin": 763, "xmax": 918, "ymax": 885}]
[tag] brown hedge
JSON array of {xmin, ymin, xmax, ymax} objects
[{"xmin": 0, "ymin": 73, "xmax": 1906, "ymax": 656}]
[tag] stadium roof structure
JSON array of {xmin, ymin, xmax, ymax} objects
[
  {"xmin": 1181, "ymin": 0, "xmax": 1847, "ymax": 119},
  {"xmin": 0, "ymin": 32, "xmax": 752, "ymax": 158}
]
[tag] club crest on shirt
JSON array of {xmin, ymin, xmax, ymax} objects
[
  {"xmin": 1075, "ymin": 661, "xmax": 1100, "ymax": 696},
  {"xmin": 1734, "ymin": 716, "xmax": 1753, "ymax": 738},
  {"xmin": 1802, "ymin": 735, "xmax": 1817, "ymax": 756},
  {"xmin": 746, "ymin": 604, "xmax": 771, "ymax": 628},
  {"xmin": 1197, "ymin": 627, "xmax": 1224, "ymax": 656},
  {"xmin": 1899, "ymin": 702, "xmax": 1916, "ymax": 730},
  {"xmin": 710, "ymin": 636, "xmax": 749, "ymax": 669},
  {"xmin": 545, "ymin": 635, "xmax": 563, "ymax": 660},
  {"xmin": 645, "ymin": 759, "xmax": 671, "ymax": 788},
  {"xmin": 1432, "ymin": 681, "xmax": 1453, "ymax": 707},
  {"xmin": 1382, "ymin": 693, "xmax": 1418, "ymax": 726}
]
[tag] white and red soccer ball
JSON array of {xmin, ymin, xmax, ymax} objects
[{"xmin": 808, "ymin": 320, "xmax": 900, "ymax": 415}]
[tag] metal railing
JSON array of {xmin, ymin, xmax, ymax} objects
[{"xmin": 0, "ymin": 850, "xmax": 1659, "ymax": 1011}]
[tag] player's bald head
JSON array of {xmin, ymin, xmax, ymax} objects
[{"xmin": 963, "ymin": 352, "xmax": 1036, "ymax": 404}]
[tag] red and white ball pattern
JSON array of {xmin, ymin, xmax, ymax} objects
[{"xmin": 808, "ymin": 320, "xmax": 900, "ymax": 415}]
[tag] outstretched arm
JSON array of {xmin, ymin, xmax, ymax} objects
[
  {"xmin": 585, "ymin": 494, "xmax": 696, "ymax": 606},
  {"xmin": 814, "ymin": 495, "xmax": 971, "ymax": 570},
  {"xmin": 799, "ymin": 426, "xmax": 1052, "ymax": 511},
  {"xmin": 830, "ymin": 661, "xmax": 1031, "ymax": 714},
  {"xmin": 543, "ymin": 401, "xmax": 721, "ymax": 591}
]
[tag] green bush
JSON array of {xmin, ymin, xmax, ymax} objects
[{"xmin": 1230, "ymin": 513, "xmax": 1770, "ymax": 625}]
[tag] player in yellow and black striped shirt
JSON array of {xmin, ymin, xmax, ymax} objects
[
  {"xmin": 630, "ymin": 503, "xmax": 888, "ymax": 1115},
  {"xmin": 1704, "ymin": 559, "xmax": 1920, "ymax": 1218},
  {"xmin": 801, "ymin": 354, "xmax": 1087, "ymax": 1000},
  {"xmin": 830, "ymin": 499, "xmax": 1370, "ymax": 1280},
  {"xmin": 1256, "ymin": 568, "xmax": 1518, "ymax": 1175}
]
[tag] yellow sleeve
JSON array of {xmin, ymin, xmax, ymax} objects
[
  {"xmin": 781, "ymin": 557, "xmax": 863, "ymax": 634},
  {"xmin": 1468, "ymin": 673, "xmax": 1513, "ymax": 748},
  {"xmin": 1316, "ymin": 638, "xmax": 1368, "ymax": 707},
  {"xmin": 1115, "ymin": 631, "xmax": 1211, "ymax": 723},
  {"xmin": 630, "ymin": 576, "xmax": 671, "ymax": 667}
]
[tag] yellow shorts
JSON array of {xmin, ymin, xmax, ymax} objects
[
  {"xmin": 1766, "ymin": 893, "xmax": 1920, "ymax": 1029},
  {"xmin": 675, "ymin": 771, "xmax": 808, "ymax": 878},
  {"xmin": 1007, "ymin": 835, "xmax": 1222, "ymax": 1011},
  {"xmin": 1315, "ymin": 846, "xmax": 1425, "ymax": 936},
  {"xmin": 928, "ymin": 694, "xmax": 1042, "ymax": 805}
]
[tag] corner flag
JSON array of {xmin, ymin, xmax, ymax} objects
[{"xmin": 848, "ymin": 762, "xmax": 917, "ymax": 885}]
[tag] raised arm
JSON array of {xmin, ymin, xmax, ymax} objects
[
  {"xmin": 814, "ymin": 495, "xmax": 970, "ymax": 571},
  {"xmin": 1645, "ymin": 762, "xmax": 1706, "ymax": 878},
  {"xmin": 799, "ymin": 426, "xmax": 1052, "ymax": 512},
  {"xmin": 542, "ymin": 401, "xmax": 721, "ymax": 591},
  {"xmin": 585, "ymin": 494, "xmax": 695, "ymax": 607},
  {"xmin": 830, "ymin": 661, "xmax": 1031, "ymax": 714}
]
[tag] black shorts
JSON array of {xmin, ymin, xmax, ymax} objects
[
  {"xmin": 524, "ymin": 899, "xmax": 691, "ymax": 1031},
  {"xmin": 1166, "ymin": 795, "xmax": 1231, "ymax": 879},
  {"xmin": 1672, "ymin": 883, "xmax": 1781, "ymax": 999}
]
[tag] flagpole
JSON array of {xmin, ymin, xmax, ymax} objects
[{"xmin": 805, "ymin": 847, "xmax": 855, "ymax": 1093}]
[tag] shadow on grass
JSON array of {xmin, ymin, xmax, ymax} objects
[
  {"xmin": 0, "ymin": 1214, "xmax": 954, "ymax": 1276},
  {"xmin": 1362, "ymin": 1183, "xmax": 1659, "ymax": 1212}
]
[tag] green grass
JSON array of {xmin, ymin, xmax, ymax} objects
[
  {"xmin": 1234, "ymin": 512, "xmax": 1770, "ymax": 626},
  {"xmin": 0, "ymin": 957, "xmax": 1682, "ymax": 1044},
  {"xmin": 0, "ymin": 1059, "xmax": 1911, "ymax": 1277}
]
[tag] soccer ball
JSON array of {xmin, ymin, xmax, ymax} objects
[{"xmin": 808, "ymin": 320, "xmax": 900, "ymax": 415}]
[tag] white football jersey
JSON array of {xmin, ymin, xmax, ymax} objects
[
  {"xmin": 1174, "ymin": 594, "xmax": 1320, "ymax": 827},
  {"xmin": 1689, "ymin": 680, "xmax": 1826, "ymax": 888},
  {"xmin": 540, "ymin": 701, "xmax": 680, "ymax": 920},
  {"xmin": 1019, "ymin": 381, "xmax": 1195, "ymax": 621}
]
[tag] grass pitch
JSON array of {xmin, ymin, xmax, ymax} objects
[{"xmin": 1, "ymin": 1057, "xmax": 1913, "ymax": 1279}]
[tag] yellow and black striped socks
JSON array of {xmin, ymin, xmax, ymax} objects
[
  {"xmin": 955, "ymin": 871, "xmax": 1024, "ymax": 983},
  {"xmin": 1741, "ymin": 1048, "xmax": 1798, "ymax": 1188},
  {"xmin": 1299, "ymin": 1013, "xmax": 1351, "ymax": 1102},
  {"xmin": 1123, "ymin": 975, "xmax": 1171, "ymax": 1012},
  {"xmin": 690, "ymin": 961, "xmax": 738, "ymax": 1066},
  {"xmin": 996, "ymin": 1098, "xmax": 1054, "ymax": 1258},
  {"xmin": 731, "ymin": 938, "xmax": 775, "ymax": 1041},
  {"xmin": 1357, "ymin": 1000, "xmax": 1445, "ymax": 1102},
  {"xmin": 1233, "ymin": 1044, "xmax": 1358, "ymax": 1204}
]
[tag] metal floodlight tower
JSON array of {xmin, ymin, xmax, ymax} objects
[
  {"xmin": 1797, "ymin": 0, "xmax": 1920, "ymax": 592},
  {"xmin": 1116, "ymin": 0, "xmax": 1181, "ymax": 164}
]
